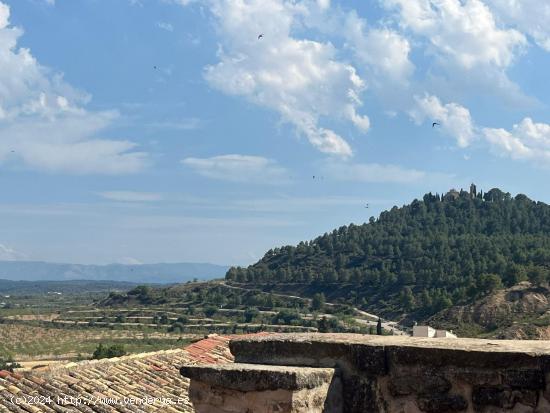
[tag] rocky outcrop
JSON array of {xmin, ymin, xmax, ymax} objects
[{"xmin": 430, "ymin": 282, "xmax": 550, "ymax": 339}]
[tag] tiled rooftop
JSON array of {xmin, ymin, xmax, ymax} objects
[{"xmin": 0, "ymin": 334, "xmax": 264, "ymax": 412}]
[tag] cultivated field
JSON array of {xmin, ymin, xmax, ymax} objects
[{"xmin": 0, "ymin": 324, "xmax": 195, "ymax": 360}]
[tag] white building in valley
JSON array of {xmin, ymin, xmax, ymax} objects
[{"xmin": 413, "ymin": 325, "xmax": 457, "ymax": 338}]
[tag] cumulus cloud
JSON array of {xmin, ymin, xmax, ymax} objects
[
  {"xmin": 182, "ymin": 154, "xmax": 289, "ymax": 183},
  {"xmin": 343, "ymin": 13, "xmax": 413, "ymax": 83},
  {"xmin": 382, "ymin": 0, "xmax": 526, "ymax": 70},
  {"xmin": 179, "ymin": 0, "xmax": 372, "ymax": 157},
  {"xmin": 486, "ymin": 0, "xmax": 550, "ymax": 52},
  {"xmin": 411, "ymin": 94, "xmax": 476, "ymax": 148},
  {"xmin": 98, "ymin": 191, "xmax": 163, "ymax": 202},
  {"xmin": 483, "ymin": 118, "xmax": 550, "ymax": 164},
  {"xmin": 0, "ymin": 2, "xmax": 148, "ymax": 174}
]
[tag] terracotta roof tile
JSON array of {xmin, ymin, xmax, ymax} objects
[{"xmin": 2, "ymin": 333, "xmax": 269, "ymax": 412}]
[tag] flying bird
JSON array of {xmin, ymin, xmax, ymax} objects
[
  {"xmin": 432, "ymin": 122, "xmax": 440, "ymax": 128},
  {"xmin": 365, "ymin": 204, "xmax": 370, "ymax": 209},
  {"xmin": 258, "ymin": 34, "xmax": 264, "ymax": 40}
]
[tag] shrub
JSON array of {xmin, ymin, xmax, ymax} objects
[{"xmin": 92, "ymin": 344, "xmax": 126, "ymax": 360}]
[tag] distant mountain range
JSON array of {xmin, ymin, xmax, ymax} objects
[
  {"xmin": 0, "ymin": 279, "xmax": 138, "ymax": 295},
  {"xmin": 0, "ymin": 261, "xmax": 228, "ymax": 284}
]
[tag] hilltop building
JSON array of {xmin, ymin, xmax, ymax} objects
[
  {"xmin": 443, "ymin": 184, "xmax": 479, "ymax": 201},
  {"xmin": 443, "ymin": 188, "xmax": 460, "ymax": 201}
]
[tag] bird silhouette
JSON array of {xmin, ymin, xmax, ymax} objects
[
  {"xmin": 258, "ymin": 34, "xmax": 264, "ymax": 40},
  {"xmin": 365, "ymin": 204, "xmax": 370, "ymax": 209},
  {"xmin": 432, "ymin": 122, "xmax": 440, "ymax": 128}
]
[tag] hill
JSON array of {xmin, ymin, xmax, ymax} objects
[
  {"xmin": 226, "ymin": 186, "xmax": 550, "ymax": 335},
  {"xmin": 0, "ymin": 261, "xmax": 228, "ymax": 284}
]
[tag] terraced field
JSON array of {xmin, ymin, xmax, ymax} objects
[{"xmin": 0, "ymin": 324, "xmax": 195, "ymax": 359}]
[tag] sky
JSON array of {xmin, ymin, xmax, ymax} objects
[{"xmin": 1, "ymin": 0, "xmax": 550, "ymax": 266}]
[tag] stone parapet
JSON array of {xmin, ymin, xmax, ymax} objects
[
  {"xmin": 182, "ymin": 333, "xmax": 550, "ymax": 412},
  {"xmin": 180, "ymin": 363, "xmax": 342, "ymax": 412}
]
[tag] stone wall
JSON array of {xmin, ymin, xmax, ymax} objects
[{"xmin": 181, "ymin": 333, "xmax": 550, "ymax": 412}]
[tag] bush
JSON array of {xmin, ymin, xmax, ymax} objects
[
  {"xmin": 169, "ymin": 322, "xmax": 186, "ymax": 333},
  {"xmin": 92, "ymin": 343, "xmax": 127, "ymax": 360},
  {"xmin": 204, "ymin": 305, "xmax": 218, "ymax": 317},
  {"xmin": 272, "ymin": 309, "xmax": 301, "ymax": 325},
  {"xmin": 244, "ymin": 307, "xmax": 259, "ymax": 323}
]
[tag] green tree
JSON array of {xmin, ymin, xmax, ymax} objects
[
  {"xmin": 244, "ymin": 307, "xmax": 260, "ymax": 323},
  {"xmin": 478, "ymin": 274, "xmax": 503, "ymax": 294},
  {"xmin": 204, "ymin": 305, "xmax": 218, "ymax": 318},
  {"xmin": 311, "ymin": 293, "xmax": 326, "ymax": 311},
  {"xmin": 318, "ymin": 316, "xmax": 329, "ymax": 333},
  {"xmin": 92, "ymin": 344, "xmax": 126, "ymax": 360}
]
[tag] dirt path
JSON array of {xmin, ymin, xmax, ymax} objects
[{"xmin": 221, "ymin": 281, "xmax": 408, "ymax": 336}]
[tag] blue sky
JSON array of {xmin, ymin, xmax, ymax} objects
[{"xmin": 1, "ymin": 0, "xmax": 550, "ymax": 266}]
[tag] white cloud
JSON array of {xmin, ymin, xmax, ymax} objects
[
  {"xmin": 343, "ymin": 13, "xmax": 413, "ymax": 83},
  {"xmin": 483, "ymin": 118, "xmax": 550, "ymax": 164},
  {"xmin": 486, "ymin": 0, "xmax": 550, "ymax": 52},
  {"xmin": 178, "ymin": 0, "xmax": 371, "ymax": 157},
  {"xmin": 382, "ymin": 0, "xmax": 526, "ymax": 70},
  {"xmin": 411, "ymin": 94, "xmax": 476, "ymax": 148},
  {"xmin": 324, "ymin": 160, "xmax": 429, "ymax": 184},
  {"xmin": 98, "ymin": 191, "xmax": 163, "ymax": 202},
  {"xmin": 0, "ymin": 2, "xmax": 148, "ymax": 174},
  {"xmin": 182, "ymin": 154, "xmax": 289, "ymax": 183},
  {"xmin": 0, "ymin": 243, "xmax": 27, "ymax": 261},
  {"xmin": 156, "ymin": 21, "xmax": 174, "ymax": 32},
  {"xmin": 167, "ymin": 0, "xmax": 195, "ymax": 4},
  {"xmin": 148, "ymin": 118, "xmax": 202, "ymax": 130}
]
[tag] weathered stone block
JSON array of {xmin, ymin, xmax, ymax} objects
[
  {"xmin": 472, "ymin": 384, "xmax": 537, "ymax": 409},
  {"xmin": 503, "ymin": 369, "xmax": 545, "ymax": 390},
  {"xmin": 389, "ymin": 373, "xmax": 451, "ymax": 397},
  {"xmin": 180, "ymin": 363, "xmax": 337, "ymax": 392},
  {"xmin": 230, "ymin": 336, "xmax": 386, "ymax": 375},
  {"xmin": 343, "ymin": 375, "xmax": 378, "ymax": 413},
  {"xmin": 181, "ymin": 363, "xmax": 343, "ymax": 413},
  {"xmin": 416, "ymin": 394, "xmax": 468, "ymax": 413}
]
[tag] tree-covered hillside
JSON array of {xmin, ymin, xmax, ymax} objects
[{"xmin": 226, "ymin": 187, "xmax": 550, "ymax": 321}]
